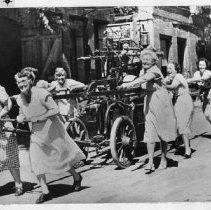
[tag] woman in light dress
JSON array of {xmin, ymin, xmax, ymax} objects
[
  {"xmin": 187, "ymin": 58, "xmax": 211, "ymax": 84},
  {"xmin": 48, "ymin": 67, "xmax": 86, "ymax": 119},
  {"xmin": 187, "ymin": 58, "xmax": 211, "ymax": 112},
  {"xmin": 0, "ymin": 85, "xmax": 24, "ymax": 196},
  {"xmin": 166, "ymin": 62, "xmax": 194, "ymax": 158},
  {"xmin": 15, "ymin": 69, "xmax": 86, "ymax": 204},
  {"xmin": 36, "ymin": 67, "xmax": 86, "ymax": 122},
  {"xmin": 119, "ymin": 49, "xmax": 177, "ymax": 172}
]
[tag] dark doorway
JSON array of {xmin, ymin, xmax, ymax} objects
[
  {"xmin": 177, "ymin": 37, "xmax": 186, "ymax": 73},
  {"xmin": 69, "ymin": 15, "xmax": 87, "ymax": 83},
  {"xmin": 160, "ymin": 34, "xmax": 172, "ymax": 77},
  {"xmin": 94, "ymin": 21, "xmax": 101, "ymax": 80},
  {"xmin": 205, "ymin": 41, "xmax": 211, "ymax": 67},
  {"xmin": 63, "ymin": 28, "xmax": 78, "ymax": 80},
  {"xmin": 0, "ymin": 17, "xmax": 22, "ymax": 95}
]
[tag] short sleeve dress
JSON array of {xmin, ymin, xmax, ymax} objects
[
  {"xmin": 193, "ymin": 70, "xmax": 211, "ymax": 112},
  {"xmin": 51, "ymin": 79, "xmax": 85, "ymax": 117},
  {"xmin": 172, "ymin": 74, "xmax": 194, "ymax": 135},
  {"xmin": 139, "ymin": 66, "xmax": 177, "ymax": 143},
  {"xmin": 16, "ymin": 87, "xmax": 85, "ymax": 176},
  {"xmin": 0, "ymin": 86, "xmax": 19, "ymax": 172},
  {"xmin": 193, "ymin": 70, "xmax": 211, "ymax": 86}
]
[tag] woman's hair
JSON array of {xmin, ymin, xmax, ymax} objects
[
  {"xmin": 15, "ymin": 67, "xmax": 38, "ymax": 82},
  {"xmin": 197, "ymin": 58, "xmax": 210, "ymax": 69},
  {"xmin": 140, "ymin": 48, "xmax": 159, "ymax": 64},
  {"xmin": 168, "ymin": 62, "xmax": 181, "ymax": 73},
  {"xmin": 54, "ymin": 67, "xmax": 67, "ymax": 80}
]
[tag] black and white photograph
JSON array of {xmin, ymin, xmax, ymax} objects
[{"xmin": 1, "ymin": 1, "xmax": 211, "ymax": 209}]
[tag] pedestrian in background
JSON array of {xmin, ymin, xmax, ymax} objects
[
  {"xmin": 118, "ymin": 48, "xmax": 177, "ymax": 172},
  {"xmin": 166, "ymin": 62, "xmax": 194, "ymax": 158},
  {"xmin": 15, "ymin": 69, "xmax": 86, "ymax": 204},
  {"xmin": 0, "ymin": 85, "xmax": 24, "ymax": 196}
]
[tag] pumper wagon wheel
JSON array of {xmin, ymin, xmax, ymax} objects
[
  {"xmin": 110, "ymin": 116, "xmax": 137, "ymax": 169},
  {"xmin": 66, "ymin": 118, "xmax": 89, "ymax": 159}
]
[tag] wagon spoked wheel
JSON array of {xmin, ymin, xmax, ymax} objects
[
  {"xmin": 110, "ymin": 116, "xmax": 137, "ymax": 169},
  {"xmin": 66, "ymin": 118, "xmax": 89, "ymax": 159}
]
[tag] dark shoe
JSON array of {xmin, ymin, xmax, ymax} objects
[
  {"xmin": 72, "ymin": 174, "xmax": 83, "ymax": 191},
  {"xmin": 35, "ymin": 193, "xmax": 52, "ymax": 204},
  {"xmin": 184, "ymin": 153, "xmax": 191, "ymax": 159},
  {"xmin": 15, "ymin": 186, "xmax": 24, "ymax": 196}
]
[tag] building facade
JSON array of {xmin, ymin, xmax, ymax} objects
[
  {"xmin": 0, "ymin": 6, "xmax": 210, "ymax": 95},
  {"xmin": 113, "ymin": 6, "xmax": 208, "ymax": 77},
  {"xmin": 0, "ymin": 8, "xmax": 114, "ymax": 95}
]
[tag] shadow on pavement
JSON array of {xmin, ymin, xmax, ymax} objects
[
  {"xmin": 131, "ymin": 156, "xmax": 179, "ymax": 173},
  {"xmin": 48, "ymin": 184, "xmax": 90, "ymax": 199},
  {"xmin": 166, "ymin": 158, "xmax": 178, "ymax": 168},
  {"xmin": 153, "ymin": 157, "xmax": 178, "ymax": 169},
  {"xmin": 174, "ymin": 147, "xmax": 196, "ymax": 156},
  {"xmin": 30, "ymin": 165, "xmax": 103, "ymax": 190},
  {"xmin": 131, "ymin": 159, "xmax": 148, "ymax": 171},
  {"xmin": 0, "ymin": 181, "xmax": 36, "ymax": 196},
  {"xmin": 200, "ymin": 134, "xmax": 211, "ymax": 139},
  {"xmin": 190, "ymin": 132, "xmax": 208, "ymax": 140}
]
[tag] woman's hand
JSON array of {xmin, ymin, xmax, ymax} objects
[
  {"xmin": 83, "ymin": 85, "xmax": 88, "ymax": 91},
  {"xmin": 165, "ymin": 76, "xmax": 172, "ymax": 84},
  {"xmin": 16, "ymin": 115, "xmax": 26, "ymax": 123},
  {"xmin": 30, "ymin": 116, "xmax": 46, "ymax": 123},
  {"xmin": 117, "ymin": 84, "xmax": 128, "ymax": 91}
]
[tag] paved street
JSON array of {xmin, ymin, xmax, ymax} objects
[{"xmin": 1, "ymin": 103, "xmax": 211, "ymax": 204}]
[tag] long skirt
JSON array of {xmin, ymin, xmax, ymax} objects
[
  {"xmin": 143, "ymin": 88, "xmax": 177, "ymax": 143},
  {"xmin": 29, "ymin": 115, "xmax": 85, "ymax": 175},
  {"xmin": 0, "ymin": 121, "xmax": 20, "ymax": 172},
  {"xmin": 174, "ymin": 94, "xmax": 194, "ymax": 135}
]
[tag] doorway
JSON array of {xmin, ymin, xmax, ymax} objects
[
  {"xmin": 68, "ymin": 15, "xmax": 87, "ymax": 83},
  {"xmin": 0, "ymin": 17, "xmax": 22, "ymax": 95},
  {"xmin": 160, "ymin": 34, "xmax": 172, "ymax": 77},
  {"xmin": 177, "ymin": 37, "xmax": 186, "ymax": 73}
]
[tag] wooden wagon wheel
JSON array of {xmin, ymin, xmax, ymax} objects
[
  {"xmin": 104, "ymin": 102, "xmax": 125, "ymax": 138},
  {"xmin": 66, "ymin": 118, "xmax": 90, "ymax": 159},
  {"xmin": 110, "ymin": 116, "xmax": 137, "ymax": 169}
]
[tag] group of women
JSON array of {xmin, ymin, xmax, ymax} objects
[
  {"xmin": 120, "ymin": 49, "xmax": 211, "ymax": 172},
  {"xmin": 0, "ymin": 47, "xmax": 211, "ymax": 203},
  {"xmin": 0, "ymin": 67, "xmax": 86, "ymax": 203}
]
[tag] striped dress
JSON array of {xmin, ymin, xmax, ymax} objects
[{"xmin": 0, "ymin": 86, "xmax": 19, "ymax": 171}]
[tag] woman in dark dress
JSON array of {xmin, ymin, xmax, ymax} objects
[{"xmin": 0, "ymin": 85, "xmax": 23, "ymax": 196}]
